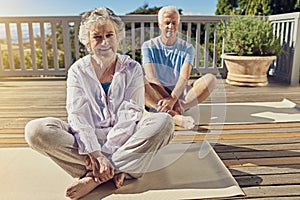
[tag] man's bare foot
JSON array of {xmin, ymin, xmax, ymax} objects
[
  {"xmin": 113, "ymin": 173, "xmax": 126, "ymax": 189},
  {"xmin": 166, "ymin": 110, "xmax": 195, "ymax": 129},
  {"xmin": 173, "ymin": 115, "xmax": 195, "ymax": 129},
  {"xmin": 66, "ymin": 172, "xmax": 101, "ymax": 200}
]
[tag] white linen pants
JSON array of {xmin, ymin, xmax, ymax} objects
[{"xmin": 24, "ymin": 112, "xmax": 173, "ymax": 179}]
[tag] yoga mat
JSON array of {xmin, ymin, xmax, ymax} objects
[
  {"xmin": 0, "ymin": 141, "xmax": 244, "ymax": 200},
  {"xmin": 83, "ymin": 141, "xmax": 244, "ymax": 199},
  {"xmin": 184, "ymin": 98, "xmax": 300, "ymax": 125},
  {"xmin": 0, "ymin": 148, "xmax": 73, "ymax": 200}
]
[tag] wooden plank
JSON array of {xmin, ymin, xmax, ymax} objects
[
  {"xmin": 0, "ymin": 101, "xmax": 66, "ymax": 106},
  {"xmin": 0, "ymin": 120, "xmax": 67, "ymax": 134},
  {"xmin": 200, "ymin": 122, "xmax": 300, "ymax": 130},
  {"xmin": 0, "ymin": 114, "xmax": 66, "ymax": 118},
  {"xmin": 218, "ymin": 150, "xmax": 300, "ymax": 160},
  {"xmin": 216, "ymin": 127, "xmax": 300, "ymax": 135},
  {"xmin": 242, "ymin": 185, "xmax": 300, "ymax": 198},
  {"xmin": 173, "ymin": 132, "xmax": 300, "ymax": 141},
  {"xmin": 224, "ymin": 156, "xmax": 300, "ymax": 168},
  {"xmin": 230, "ymin": 165, "xmax": 300, "ymax": 176},
  {"xmin": 0, "ymin": 134, "xmax": 26, "ymax": 138},
  {"xmin": 0, "ymin": 137, "xmax": 26, "ymax": 144},
  {"xmin": 0, "ymin": 105, "xmax": 66, "ymax": 109},
  {"xmin": 214, "ymin": 143, "xmax": 300, "ymax": 152},
  {"xmin": 0, "ymin": 129, "xmax": 24, "ymax": 134},
  {"xmin": 214, "ymin": 137, "xmax": 300, "ymax": 145},
  {"xmin": 235, "ymin": 173, "xmax": 300, "ymax": 187},
  {"xmin": 0, "ymin": 117, "xmax": 65, "ymax": 126},
  {"xmin": 0, "ymin": 110, "xmax": 67, "ymax": 115},
  {"xmin": 215, "ymin": 137, "xmax": 300, "ymax": 145},
  {"xmin": 0, "ymin": 121, "xmax": 27, "ymax": 127},
  {"xmin": 0, "ymin": 143, "xmax": 28, "ymax": 148}
]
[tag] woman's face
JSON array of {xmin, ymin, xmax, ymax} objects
[{"xmin": 88, "ymin": 20, "xmax": 119, "ymax": 61}]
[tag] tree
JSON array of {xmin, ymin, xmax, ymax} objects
[
  {"xmin": 238, "ymin": 0, "xmax": 271, "ymax": 15},
  {"xmin": 215, "ymin": 0, "xmax": 238, "ymax": 15},
  {"xmin": 269, "ymin": 0, "xmax": 300, "ymax": 14},
  {"xmin": 127, "ymin": 4, "xmax": 183, "ymax": 15},
  {"xmin": 127, "ymin": 4, "xmax": 161, "ymax": 15},
  {"xmin": 296, "ymin": 0, "xmax": 300, "ymax": 10},
  {"xmin": 216, "ymin": 0, "xmax": 300, "ymax": 16}
]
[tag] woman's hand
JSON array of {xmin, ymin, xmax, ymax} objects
[{"xmin": 87, "ymin": 150, "xmax": 114, "ymax": 183}]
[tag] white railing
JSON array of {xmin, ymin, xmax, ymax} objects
[
  {"xmin": 0, "ymin": 14, "xmax": 299, "ymax": 85},
  {"xmin": 269, "ymin": 12, "xmax": 300, "ymax": 86},
  {"xmin": 0, "ymin": 15, "xmax": 230, "ymax": 78},
  {"xmin": 0, "ymin": 16, "xmax": 81, "ymax": 76}
]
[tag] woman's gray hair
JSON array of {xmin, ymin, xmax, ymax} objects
[
  {"xmin": 78, "ymin": 7, "xmax": 125, "ymax": 47},
  {"xmin": 158, "ymin": 6, "xmax": 180, "ymax": 24}
]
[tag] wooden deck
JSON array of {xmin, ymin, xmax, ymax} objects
[{"xmin": 1, "ymin": 77, "xmax": 300, "ymax": 199}]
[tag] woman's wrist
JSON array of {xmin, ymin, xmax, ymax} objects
[{"xmin": 89, "ymin": 150, "xmax": 104, "ymax": 159}]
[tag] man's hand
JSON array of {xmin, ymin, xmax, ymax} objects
[
  {"xmin": 87, "ymin": 150, "xmax": 114, "ymax": 183},
  {"xmin": 173, "ymin": 100, "xmax": 183, "ymax": 114},
  {"xmin": 157, "ymin": 96, "xmax": 177, "ymax": 112}
]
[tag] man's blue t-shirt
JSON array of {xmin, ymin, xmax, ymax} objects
[{"xmin": 142, "ymin": 36, "xmax": 194, "ymax": 87}]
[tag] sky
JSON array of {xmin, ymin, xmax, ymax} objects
[{"xmin": 0, "ymin": 0, "xmax": 218, "ymax": 16}]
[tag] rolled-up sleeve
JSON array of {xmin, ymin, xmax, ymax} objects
[
  {"xmin": 102, "ymin": 63, "xmax": 145, "ymax": 154},
  {"xmin": 184, "ymin": 45, "xmax": 195, "ymax": 65},
  {"xmin": 141, "ymin": 41, "xmax": 153, "ymax": 64}
]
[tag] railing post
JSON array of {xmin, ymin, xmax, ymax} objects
[
  {"xmin": 290, "ymin": 13, "xmax": 300, "ymax": 86},
  {"xmin": 62, "ymin": 20, "xmax": 71, "ymax": 74}
]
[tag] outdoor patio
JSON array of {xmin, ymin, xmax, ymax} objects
[{"xmin": 1, "ymin": 12, "xmax": 300, "ymax": 199}]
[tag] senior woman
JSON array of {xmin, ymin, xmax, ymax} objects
[{"xmin": 25, "ymin": 7, "xmax": 173, "ymax": 200}]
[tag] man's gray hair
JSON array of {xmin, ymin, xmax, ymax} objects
[
  {"xmin": 78, "ymin": 7, "xmax": 125, "ymax": 47},
  {"xmin": 158, "ymin": 6, "xmax": 180, "ymax": 24}
]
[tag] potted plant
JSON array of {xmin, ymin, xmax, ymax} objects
[{"xmin": 219, "ymin": 16, "xmax": 282, "ymax": 86}]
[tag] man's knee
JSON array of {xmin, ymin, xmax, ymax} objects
[
  {"xmin": 204, "ymin": 73, "xmax": 217, "ymax": 89},
  {"xmin": 194, "ymin": 73, "xmax": 217, "ymax": 90}
]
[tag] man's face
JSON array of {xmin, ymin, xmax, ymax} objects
[{"xmin": 159, "ymin": 12, "xmax": 179, "ymax": 40}]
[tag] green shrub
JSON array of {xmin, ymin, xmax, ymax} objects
[{"xmin": 219, "ymin": 16, "xmax": 282, "ymax": 56}]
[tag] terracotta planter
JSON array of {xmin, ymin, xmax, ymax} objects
[{"xmin": 221, "ymin": 53, "xmax": 277, "ymax": 86}]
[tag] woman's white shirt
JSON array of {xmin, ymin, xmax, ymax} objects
[{"xmin": 66, "ymin": 54, "xmax": 145, "ymax": 155}]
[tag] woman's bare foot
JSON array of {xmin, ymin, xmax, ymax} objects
[
  {"xmin": 66, "ymin": 172, "xmax": 101, "ymax": 200},
  {"xmin": 113, "ymin": 173, "xmax": 126, "ymax": 189}
]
